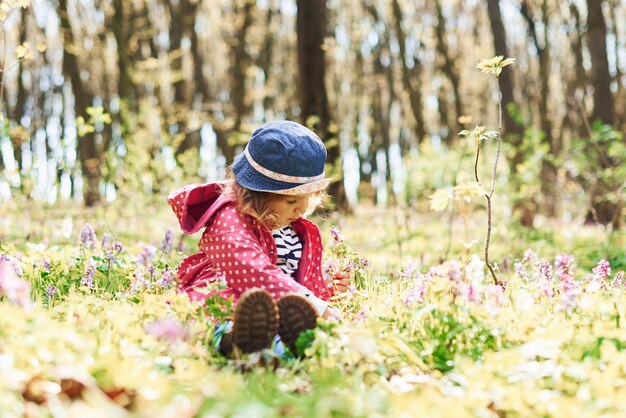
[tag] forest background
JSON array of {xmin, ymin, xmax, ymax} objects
[{"xmin": 0, "ymin": 0, "xmax": 624, "ymax": 253}]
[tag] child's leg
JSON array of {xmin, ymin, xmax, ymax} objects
[{"xmin": 213, "ymin": 320, "xmax": 234, "ymax": 354}]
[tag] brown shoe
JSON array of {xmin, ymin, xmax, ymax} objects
[
  {"xmin": 232, "ymin": 289, "xmax": 279, "ymax": 354},
  {"xmin": 218, "ymin": 330, "xmax": 234, "ymax": 356},
  {"xmin": 277, "ymin": 294, "xmax": 318, "ymax": 354}
]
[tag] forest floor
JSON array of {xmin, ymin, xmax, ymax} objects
[{"xmin": 0, "ymin": 198, "xmax": 625, "ymax": 417}]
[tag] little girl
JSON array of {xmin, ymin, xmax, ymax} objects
[{"xmin": 168, "ymin": 120, "xmax": 349, "ymax": 355}]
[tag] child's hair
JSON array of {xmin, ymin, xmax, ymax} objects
[{"xmin": 222, "ymin": 171, "xmax": 327, "ymax": 229}]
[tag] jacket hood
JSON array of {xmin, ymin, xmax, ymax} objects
[{"xmin": 168, "ymin": 182, "xmax": 234, "ymax": 234}]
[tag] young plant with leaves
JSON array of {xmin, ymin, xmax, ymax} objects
[{"xmin": 430, "ymin": 56, "xmax": 514, "ymax": 286}]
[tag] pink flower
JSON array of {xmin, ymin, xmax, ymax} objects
[
  {"xmin": 555, "ymin": 253, "xmax": 575, "ymax": 282},
  {"xmin": 592, "ymin": 260, "xmax": 611, "ymax": 282},
  {"xmin": 466, "ymin": 279, "xmax": 482, "ymax": 303},
  {"xmin": 146, "ymin": 317, "xmax": 188, "ymax": 342},
  {"xmin": 329, "ymin": 226, "xmax": 344, "ymax": 243},
  {"xmin": 0, "ymin": 259, "xmax": 32, "ymax": 309}
]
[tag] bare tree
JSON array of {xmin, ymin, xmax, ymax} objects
[
  {"xmin": 434, "ymin": 0, "xmax": 464, "ymax": 138},
  {"xmin": 296, "ymin": 0, "xmax": 347, "ymax": 210},
  {"xmin": 584, "ymin": 0, "xmax": 621, "ymax": 228},
  {"xmin": 586, "ymin": 0, "xmax": 614, "ymax": 126},
  {"xmin": 59, "ymin": 0, "xmax": 101, "ymax": 206},
  {"xmin": 391, "ymin": 0, "xmax": 426, "ymax": 143},
  {"xmin": 520, "ymin": 0, "xmax": 559, "ymax": 218}
]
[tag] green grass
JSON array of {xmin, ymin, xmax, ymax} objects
[{"xmin": 0, "ymin": 200, "xmax": 625, "ymax": 417}]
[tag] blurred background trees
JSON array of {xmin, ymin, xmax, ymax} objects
[{"xmin": 0, "ymin": 0, "xmax": 624, "ymax": 228}]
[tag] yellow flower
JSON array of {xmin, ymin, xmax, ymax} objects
[
  {"xmin": 458, "ymin": 125, "xmax": 498, "ymax": 143},
  {"xmin": 475, "ymin": 56, "xmax": 515, "ymax": 77},
  {"xmin": 429, "ymin": 188, "xmax": 452, "ymax": 212},
  {"xmin": 15, "ymin": 42, "xmax": 32, "ymax": 60},
  {"xmin": 454, "ymin": 181, "xmax": 487, "ymax": 200}
]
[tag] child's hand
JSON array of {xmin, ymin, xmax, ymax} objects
[
  {"xmin": 322, "ymin": 306, "xmax": 342, "ymax": 321},
  {"xmin": 332, "ymin": 271, "xmax": 351, "ymax": 293}
]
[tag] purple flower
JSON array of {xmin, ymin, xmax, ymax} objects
[
  {"xmin": 330, "ymin": 226, "xmax": 344, "ymax": 243},
  {"xmin": 612, "ymin": 271, "xmax": 625, "ymax": 287},
  {"xmin": 146, "ymin": 317, "xmax": 188, "ymax": 342},
  {"xmin": 81, "ymin": 259, "xmax": 97, "ymax": 288},
  {"xmin": 536, "ymin": 264, "xmax": 553, "ymax": 298},
  {"xmin": 160, "ymin": 229, "xmax": 174, "ymax": 254},
  {"xmin": 523, "ymin": 249, "xmax": 537, "ymax": 263},
  {"xmin": 538, "ymin": 260, "xmax": 553, "ymax": 282},
  {"xmin": 360, "ymin": 257, "xmax": 370, "ymax": 267},
  {"xmin": 113, "ymin": 241, "xmax": 123, "ymax": 253},
  {"xmin": 46, "ymin": 285, "xmax": 58, "ymax": 300},
  {"xmin": 592, "ymin": 260, "xmax": 611, "ymax": 282},
  {"xmin": 130, "ymin": 269, "xmax": 151, "ymax": 293},
  {"xmin": 400, "ymin": 262, "xmax": 417, "ymax": 280},
  {"xmin": 0, "ymin": 254, "xmax": 23, "ymax": 276},
  {"xmin": 79, "ymin": 224, "xmax": 97, "ymax": 250},
  {"xmin": 404, "ymin": 282, "xmax": 426, "ymax": 306},
  {"xmin": 35, "ymin": 258, "xmax": 51, "ymax": 273},
  {"xmin": 104, "ymin": 251, "xmax": 116, "ymax": 263},
  {"xmin": 560, "ymin": 281, "xmax": 579, "ymax": 311},
  {"xmin": 101, "ymin": 233, "xmax": 113, "ymax": 249},
  {"xmin": 147, "ymin": 265, "xmax": 157, "ymax": 281},
  {"xmin": 467, "ymin": 279, "xmax": 482, "ymax": 303},
  {"xmin": 136, "ymin": 244, "xmax": 157, "ymax": 266},
  {"xmin": 555, "ymin": 253, "xmax": 575, "ymax": 282},
  {"xmin": 446, "ymin": 261, "xmax": 462, "ymax": 281},
  {"xmin": 157, "ymin": 268, "xmax": 175, "ymax": 288}
]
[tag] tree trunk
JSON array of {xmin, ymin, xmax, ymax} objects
[
  {"xmin": 58, "ymin": 0, "xmax": 101, "ymax": 206},
  {"xmin": 8, "ymin": 8, "xmax": 28, "ymax": 172},
  {"xmin": 391, "ymin": 0, "xmax": 426, "ymax": 143},
  {"xmin": 485, "ymin": 0, "xmax": 524, "ymax": 142},
  {"xmin": 585, "ymin": 0, "xmax": 620, "ymax": 228},
  {"xmin": 165, "ymin": 0, "xmax": 201, "ymax": 162},
  {"xmin": 607, "ymin": 0, "xmax": 624, "ymax": 129},
  {"xmin": 230, "ymin": 0, "xmax": 254, "ymax": 129},
  {"xmin": 586, "ymin": 0, "xmax": 614, "ymax": 126},
  {"xmin": 259, "ymin": 3, "xmax": 276, "ymax": 116},
  {"xmin": 520, "ymin": 0, "xmax": 558, "ymax": 218},
  {"xmin": 296, "ymin": 0, "xmax": 347, "ymax": 210},
  {"xmin": 486, "ymin": 0, "xmax": 530, "ymax": 224},
  {"xmin": 113, "ymin": 0, "xmax": 133, "ymax": 104},
  {"xmin": 434, "ymin": 0, "xmax": 463, "ymax": 137}
]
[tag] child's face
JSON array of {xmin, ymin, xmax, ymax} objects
[{"xmin": 267, "ymin": 193, "xmax": 312, "ymax": 229}]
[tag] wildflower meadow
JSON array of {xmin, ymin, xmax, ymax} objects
[
  {"xmin": 0, "ymin": 199, "xmax": 625, "ymax": 417},
  {"xmin": 1, "ymin": 0, "xmax": 626, "ymax": 416}
]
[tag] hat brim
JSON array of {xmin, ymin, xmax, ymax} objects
[{"xmin": 232, "ymin": 153, "xmax": 332, "ymax": 195}]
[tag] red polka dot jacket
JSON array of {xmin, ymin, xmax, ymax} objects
[{"xmin": 168, "ymin": 182, "xmax": 334, "ymax": 304}]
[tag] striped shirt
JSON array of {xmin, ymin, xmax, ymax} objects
[
  {"xmin": 272, "ymin": 225, "xmax": 328, "ymax": 316},
  {"xmin": 272, "ymin": 225, "xmax": 303, "ymax": 277}
]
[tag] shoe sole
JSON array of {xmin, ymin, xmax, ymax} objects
[
  {"xmin": 277, "ymin": 294, "xmax": 318, "ymax": 353},
  {"xmin": 233, "ymin": 289, "xmax": 279, "ymax": 354}
]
